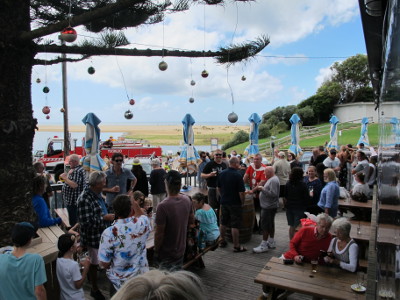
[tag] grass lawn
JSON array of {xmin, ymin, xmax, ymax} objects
[{"xmin": 225, "ymin": 123, "xmax": 380, "ymax": 154}]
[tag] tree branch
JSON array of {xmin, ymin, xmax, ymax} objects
[
  {"xmin": 36, "ymin": 34, "xmax": 269, "ymax": 64},
  {"xmin": 34, "ymin": 55, "xmax": 90, "ymax": 66},
  {"xmin": 38, "ymin": 44, "xmax": 222, "ymax": 59},
  {"xmin": 20, "ymin": 0, "xmax": 144, "ymax": 41}
]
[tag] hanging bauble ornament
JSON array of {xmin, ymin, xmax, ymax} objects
[
  {"xmin": 46, "ymin": 115, "xmax": 50, "ymax": 120},
  {"xmin": 88, "ymin": 66, "xmax": 95, "ymax": 75},
  {"xmin": 228, "ymin": 112, "xmax": 238, "ymax": 123},
  {"xmin": 36, "ymin": 78, "xmax": 41, "ymax": 84},
  {"xmin": 42, "ymin": 106, "xmax": 50, "ymax": 115},
  {"xmin": 43, "ymin": 86, "xmax": 50, "ymax": 93},
  {"xmin": 189, "ymin": 97, "xmax": 194, "ymax": 103},
  {"xmin": 190, "ymin": 80, "xmax": 196, "ymax": 86},
  {"xmin": 241, "ymin": 75, "xmax": 246, "ymax": 81},
  {"xmin": 60, "ymin": 26, "xmax": 77, "ymax": 43},
  {"xmin": 60, "ymin": 107, "xmax": 65, "ymax": 113},
  {"xmin": 124, "ymin": 110, "xmax": 133, "ymax": 119},
  {"xmin": 159, "ymin": 61, "xmax": 168, "ymax": 71},
  {"xmin": 129, "ymin": 99, "xmax": 135, "ymax": 105},
  {"xmin": 201, "ymin": 70, "xmax": 209, "ymax": 78}
]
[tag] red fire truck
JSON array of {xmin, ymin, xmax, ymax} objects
[{"xmin": 38, "ymin": 136, "xmax": 162, "ymax": 180}]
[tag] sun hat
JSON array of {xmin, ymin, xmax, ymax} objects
[{"xmin": 133, "ymin": 158, "xmax": 141, "ymax": 165}]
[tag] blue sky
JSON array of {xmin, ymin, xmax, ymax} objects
[{"xmin": 31, "ymin": 0, "xmax": 366, "ymax": 126}]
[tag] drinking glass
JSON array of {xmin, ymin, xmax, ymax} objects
[
  {"xmin": 311, "ymin": 259, "xmax": 318, "ymax": 273},
  {"xmin": 357, "ymin": 271, "xmax": 365, "ymax": 288}
]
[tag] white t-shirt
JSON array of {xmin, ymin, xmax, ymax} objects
[
  {"xmin": 352, "ymin": 182, "xmax": 371, "ymax": 197},
  {"xmin": 323, "ymin": 157, "xmax": 340, "ymax": 169},
  {"xmin": 56, "ymin": 257, "xmax": 84, "ymax": 300}
]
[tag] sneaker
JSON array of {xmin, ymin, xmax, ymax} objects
[
  {"xmin": 267, "ymin": 241, "xmax": 276, "ymax": 249},
  {"xmin": 253, "ymin": 242, "xmax": 269, "ymax": 253},
  {"xmin": 90, "ymin": 289, "xmax": 105, "ymax": 300}
]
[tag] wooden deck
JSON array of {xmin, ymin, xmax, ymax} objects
[{"xmin": 84, "ymin": 210, "xmax": 313, "ymax": 299}]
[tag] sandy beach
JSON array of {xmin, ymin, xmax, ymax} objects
[
  {"xmin": 37, "ymin": 124, "xmax": 248, "ymax": 145},
  {"xmin": 38, "ymin": 124, "xmax": 248, "ymax": 134}
]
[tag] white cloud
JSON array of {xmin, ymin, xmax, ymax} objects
[
  {"xmin": 31, "ymin": 0, "xmax": 361, "ymax": 124},
  {"xmin": 315, "ymin": 65, "xmax": 334, "ymax": 88}
]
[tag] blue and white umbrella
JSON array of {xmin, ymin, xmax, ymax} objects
[
  {"xmin": 288, "ymin": 114, "xmax": 302, "ymax": 156},
  {"xmin": 327, "ymin": 115, "xmax": 340, "ymax": 150},
  {"xmin": 357, "ymin": 117, "xmax": 370, "ymax": 147},
  {"xmin": 390, "ymin": 117, "xmax": 400, "ymax": 146},
  {"xmin": 81, "ymin": 113, "xmax": 108, "ymax": 172},
  {"xmin": 179, "ymin": 114, "xmax": 200, "ymax": 167},
  {"xmin": 244, "ymin": 113, "xmax": 261, "ymax": 158}
]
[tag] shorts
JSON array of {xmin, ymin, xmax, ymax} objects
[
  {"xmin": 87, "ymin": 246, "xmax": 99, "ymax": 265},
  {"xmin": 279, "ymin": 185, "xmax": 286, "ymax": 197},
  {"xmin": 286, "ymin": 208, "xmax": 305, "ymax": 228},
  {"xmin": 260, "ymin": 208, "xmax": 277, "ymax": 232},
  {"xmin": 220, "ymin": 205, "xmax": 242, "ymax": 228}
]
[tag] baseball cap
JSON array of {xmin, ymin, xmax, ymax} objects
[
  {"xmin": 330, "ymin": 149, "xmax": 337, "ymax": 154},
  {"xmin": 133, "ymin": 158, "xmax": 141, "ymax": 165},
  {"xmin": 11, "ymin": 222, "xmax": 37, "ymax": 247},
  {"xmin": 278, "ymin": 151, "xmax": 285, "ymax": 158}
]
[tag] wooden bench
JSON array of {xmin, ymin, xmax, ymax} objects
[
  {"xmin": 182, "ymin": 237, "xmax": 221, "ymax": 270},
  {"xmin": 54, "ymin": 208, "xmax": 71, "ymax": 229},
  {"xmin": 255, "ymin": 257, "xmax": 365, "ymax": 300}
]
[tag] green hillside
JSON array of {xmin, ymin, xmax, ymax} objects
[{"xmin": 225, "ymin": 123, "xmax": 379, "ymax": 154}]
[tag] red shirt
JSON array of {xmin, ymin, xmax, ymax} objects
[
  {"xmin": 245, "ymin": 163, "xmax": 266, "ymax": 189},
  {"xmin": 283, "ymin": 226, "xmax": 332, "ymax": 262}
]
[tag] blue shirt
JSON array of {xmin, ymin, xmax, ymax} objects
[
  {"xmin": 318, "ymin": 181, "xmax": 340, "ymax": 218},
  {"xmin": 195, "ymin": 208, "xmax": 220, "ymax": 241},
  {"xmin": 32, "ymin": 194, "xmax": 61, "ymax": 227},
  {"xmin": 105, "ymin": 167, "xmax": 135, "ymax": 207},
  {"xmin": 0, "ymin": 253, "xmax": 46, "ymax": 300}
]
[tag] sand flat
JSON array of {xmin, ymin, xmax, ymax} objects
[{"xmin": 38, "ymin": 124, "xmax": 248, "ymax": 135}]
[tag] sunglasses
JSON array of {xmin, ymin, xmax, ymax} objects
[
  {"xmin": 215, "ymin": 154, "xmax": 222, "ymax": 156},
  {"xmin": 114, "ymin": 159, "xmax": 123, "ymax": 162}
]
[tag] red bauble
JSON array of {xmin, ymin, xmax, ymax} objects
[
  {"xmin": 46, "ymin": 115, "xmax": 50, "ymax": 120},
  {"xmin": 60, "ymin": 26, "xmax": 77, "ymax": 43},
  {"xmin": 129, "ymin": 99, "xmax": 135, "ymax": 105},
  {"xmin": 42, "ymin": 106, "xmax": 50, "ymax": 115}
]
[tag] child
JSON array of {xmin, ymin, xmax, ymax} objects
[
  {"xmin": 144, "ymin": 198, "xmax": 153, "ymax": 215},
  {"xmin": 56, "ymin": 233, "xmax": 90, "ymax": 300},
  {"xmin": 192, "ymin": 193, "xmax": 220, "ymax": 249}
]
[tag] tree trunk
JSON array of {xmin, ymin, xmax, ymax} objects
[{"xmin": 0, "ymin": 0, "xmax": 37, "ymax": 246}]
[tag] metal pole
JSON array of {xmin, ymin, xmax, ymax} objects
[{"xmin": 60, "ymin": 38, "xmax": 70, "ymax": 159}]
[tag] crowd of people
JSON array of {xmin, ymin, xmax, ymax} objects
[{"xmin": 0, "ymin": 144, "xmax": 379, "ymax": 300}]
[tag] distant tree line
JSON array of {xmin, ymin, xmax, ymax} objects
[{"xmin": 222, "ymin": 54, "xmax": 373, "ymax": 150}]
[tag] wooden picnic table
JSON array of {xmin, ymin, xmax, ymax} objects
[
  {"xmin": 26, "ymin": 225, "xmax": 64, "ymax": 264},
  {"xmin": 254, "ymin": 257, "xmax": 366, "ymax": 300},
  {"xmin": 339, "ymin": 199, "xmax": 372, "ymax": 209},
  {"xmin": 54, "ymin": 208, "xmax": 71, "ymax": 229},
  {"xmin": 180, "ymin": 186, "xmax": 208, "ymax": 198},
  {"xmin": 349, "ymin": 220, "xmax": 399, "ymax": 244}
]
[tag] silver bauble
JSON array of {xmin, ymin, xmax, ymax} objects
[
  {"xmin": 189, "ymin": 97, "xmax": 194, "ymax": 103},
  {"xmin": 124, "ymin": 110, "xmax": 133, "ymax": 119},
  {"xmin": 190, "ymin": 80, "xmax": 196, "ymax": 86},
  {"xmin": 159, "ymin": 61, "xmax": 168, "ymax": 71},
  {"xmin": 228, "ymin": 112, "xmax": 238, "ymax": 123}
]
